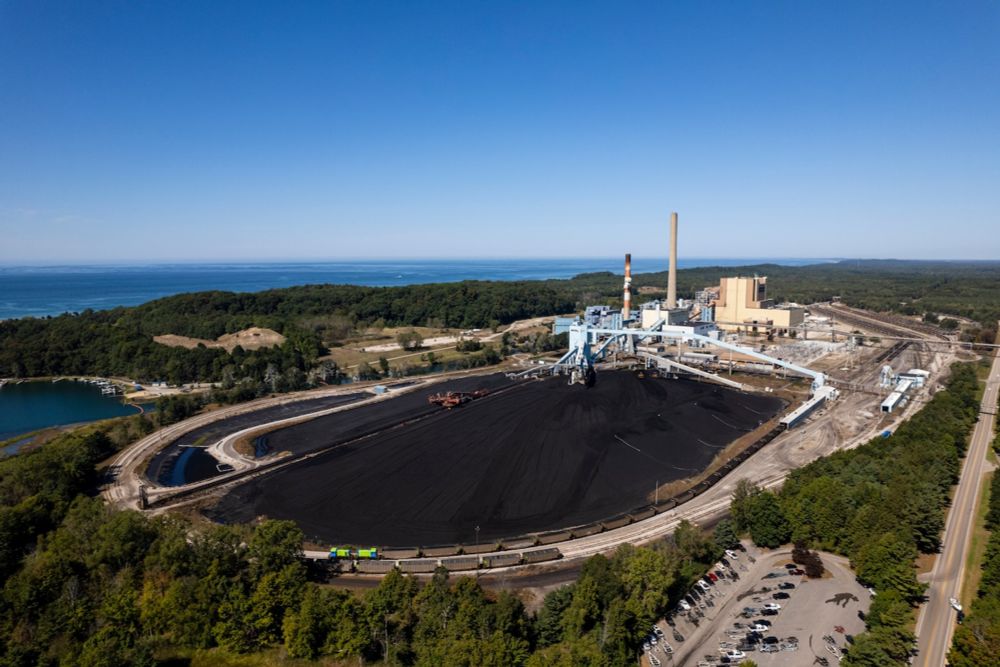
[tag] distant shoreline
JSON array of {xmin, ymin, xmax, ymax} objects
[{"xmin": 0, "ymin": 257, "xmax": 835, "ymax": 321}]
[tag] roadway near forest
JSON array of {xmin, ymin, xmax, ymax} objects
[{"xmin": 914, "ymin": 337, "xmax": 1000, "ymax": 667}]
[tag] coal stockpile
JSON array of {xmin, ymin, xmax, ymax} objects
[
  {"xmin": 207, "ymin": 371, "xmax": 784, "ymax": 546},
  {"xmin": 147, "ymin": 392, "xmax": 366, "ymax": 486},
  {"xmin": 253, "ymin": 374, "xmax": 515, "ymax": 457}
]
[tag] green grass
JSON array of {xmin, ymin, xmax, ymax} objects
[
  {"xmin": 961, "ymin": 470, "xmax": 994, "ymax": 606},
  {"xmin": 156, "ymin": 647, "xmax": 352, "ymax": 667},
  {"xmin": 0, "ymin": 429, "xmax": 44, "ymax": 449}
]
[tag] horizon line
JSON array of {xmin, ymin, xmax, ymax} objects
[{"xmin": 2, "ymin": 256, "xmax": 998, "ymax": 268}]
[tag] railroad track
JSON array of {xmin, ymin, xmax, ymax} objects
[{"xmin": 812, "ymin": 304, "xmax": 947, "ymax": 342}]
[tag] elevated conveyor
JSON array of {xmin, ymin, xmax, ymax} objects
[{"xmin": 636, "ymin": 351, "xmax": 744, "ymax": 390}]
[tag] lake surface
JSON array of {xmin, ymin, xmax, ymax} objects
[
  {"xmin": 0, "ymin": 258, "xmax": 831, "ymax": 320},
  {"xmin": 0, "ymin": 381, "xmax": 139, "ymax": 447}
]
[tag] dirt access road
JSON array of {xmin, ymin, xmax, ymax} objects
[
  {"xmin": 101, "ymin": 379, "xmax": 427, "ymax": 510},
  {"xmin": 914, "ymin": 336, "xmax": 1000, "ymax": 667}
]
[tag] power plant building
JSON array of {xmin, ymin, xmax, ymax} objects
[{"xmin": 711, "ymin": 276, "xmax": 804, "ymax": 333}]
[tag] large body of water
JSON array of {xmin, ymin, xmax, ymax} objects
[
  {"xmin": 0, "ymin": 258, "xmax": 830, "ymax": 320},
  {"xmin": 0, "ymin": 381, "xmax": 139, "ymax": 451}
]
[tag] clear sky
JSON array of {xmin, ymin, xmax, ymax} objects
[{"xmin": 1, "ymin": 1, "xmax": 997, "ymax": 263}]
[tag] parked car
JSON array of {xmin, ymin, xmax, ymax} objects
[
  {"xmin": 762, "ymin": 636, "xmax": 779, "ymax": 645},
  {"xmin": 763, "ymin": 603, "xmax": 782, "ymax": 611},
  {"xmin": 773, "ymin": 592, "xmax": 790, "ymax": 599},
  {"xmin": 723, "ymin": 649, "xmax": 745, "ymax": 660},
  {"xmin": 725, "ymin": 549, "xmax": 740, "ymax": 560},
  {"xmin": 784, "ymin": 563, "xmax": 797, "ymax": 569},
  {"xmin": 763, "ymin": 572, "xmax": 784, "ymax": 579},
  {"xmin": 790, "ymin": 568, "xmax": 805, "ymax": 575},
  {"xmin": 778, "ymin": 582, "xmax": 796, "ymax": 590},
  {"xmin": 720, "ymin": 557, "xmax": 731, "ymax": 567},
  {"xmin": 707, "ymin": 572, "xmax": 719, "ymax": 582},
  {"xmin": 752, "ymin": 622, "xmax": 770, "ymax": 632},
  {"xmin": 678, "ymin": 600, "xmax": 691, "ymax": 611},
  {"xmin": 761, "ymin": 608, "xmax": 779, "ymax": 616},
  {"xmin": 697, "ymin": 580, "xmax": 711, "ymax": 592},
  {"xmin": 653, "ymin": 626, "xmax": 665, "ymax": 639}
]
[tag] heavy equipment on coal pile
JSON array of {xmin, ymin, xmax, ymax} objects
[{"xmin": 428, "ymin": 389, "xmax": 489, "ymax": 408}]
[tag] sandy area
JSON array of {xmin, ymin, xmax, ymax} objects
[{"xmin": 153, "ymin": 327, "xmax": 285, "ymax": 352}]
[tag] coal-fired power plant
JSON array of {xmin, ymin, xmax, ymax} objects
[
  {"xmin": 667, "ymin": 211, "xmax": 678, "ymax": 308},
  {"xmin": 622, "ymin": 253, "xmax": 632, "ymax": 321}
]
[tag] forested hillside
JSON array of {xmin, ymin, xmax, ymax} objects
[{"xmin": 1, "ymin": 260, "xmax": 997, "ymax": 385}]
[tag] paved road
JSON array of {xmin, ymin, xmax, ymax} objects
[{"xmin": 914, "ymin": 339, "xmax": 1000, "ymax": 667}]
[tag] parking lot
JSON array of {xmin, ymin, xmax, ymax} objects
[{"xmin": 641, "ymin": 542, "xmax": 870, "ymax": 666}]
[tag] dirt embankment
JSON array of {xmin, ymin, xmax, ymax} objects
[{"xmin": 153, "ymin": 327, "xmax": 285, "ymax": 352}]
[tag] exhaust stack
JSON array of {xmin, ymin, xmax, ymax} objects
[
  {"xmin": 667, "ymin": 211, "xmax": 678, "ymax": 309},
  {"xmin": 622, "ymin": 253, "xmax": 632, "ymax": 321}
]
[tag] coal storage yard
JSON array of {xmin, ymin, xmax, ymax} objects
[
  {"xmin": 147, "ymin": 392, "xmax": 367, "ymax": 486},
  {"xmin": 206, "ymin": 371, "xmax": 784, "ymax": 547}
]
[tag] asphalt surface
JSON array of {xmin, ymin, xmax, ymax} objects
[
  {"xmin": 914, "ymin": 341, "xmax": 1000, "ymax": 667},
  {"xmin": 146, "ymin": 392, "xmax": 366, "ymax": 485},
  {"xmin": 664, "ymin": 545, "xmax": 868, "ymax": 667},
  {"xmin": 206, "ymin": 371, "xmax": 783, "ymax": 546}
]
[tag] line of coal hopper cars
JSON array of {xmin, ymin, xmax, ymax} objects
[{"xmin": 328, "ymin": 545, "xmax": 562, "ymax": 574}]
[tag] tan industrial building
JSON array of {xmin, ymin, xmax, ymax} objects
[{"xmin": 712, "ymin": 276, "xmax": 804, "ymax": 333}]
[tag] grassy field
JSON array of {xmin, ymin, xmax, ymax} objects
[
  {"xmin": 157, "ymin": 647, "xmax": 342, "ymax": 667},
  {"xmin": 961, "ymin": 470, "xmax": 994, "ymax": 606},
  {"xmin": 323, "ymin": 340, "xmax": 496, "ymax": 372}
]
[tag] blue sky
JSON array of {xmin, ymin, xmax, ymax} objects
[{"xmin": 1, "ymin": 1, "xmax": 997, "ymax": 262}]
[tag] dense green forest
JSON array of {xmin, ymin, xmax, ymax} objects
[
  {"xmin": 731, "ymin": 362, "xmax": 982, "ymax": 665},
  {"xmin": 0, "ymin": 411, "xmax": 727, "ymax": 666},
  {"xmin": 1, "ymin": 260, "xmax": 997, "ymax": 385},
  {"xmin": 949, "ymin": 382, "xmax": 1000, "ymax": 666}
]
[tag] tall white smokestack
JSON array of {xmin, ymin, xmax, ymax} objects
[
  {"xmin": 623, "ymin": 253, "xmax": 632, "ymax": 321},
  {"xmin": 667, "ymin": 212, "xmax": 678, "ymax": 309}
]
